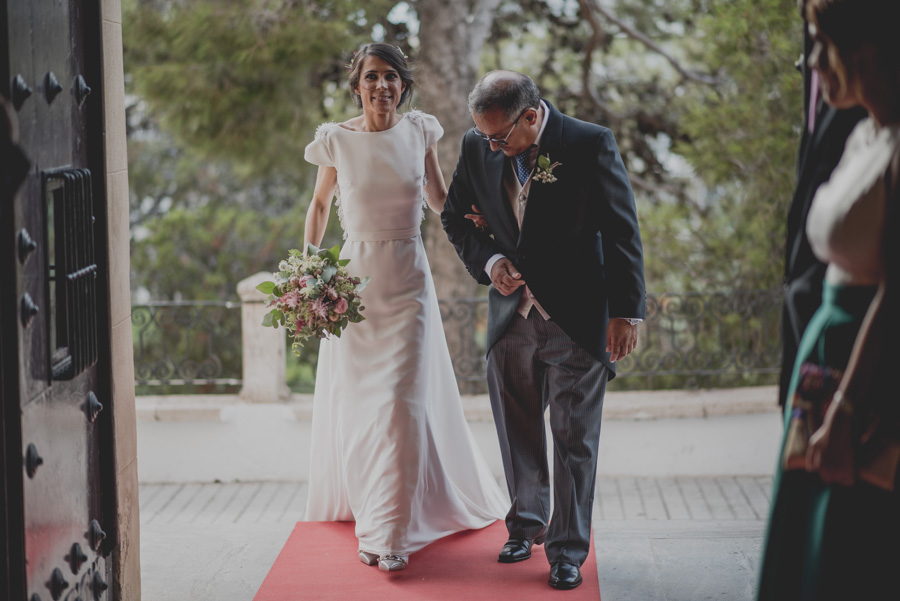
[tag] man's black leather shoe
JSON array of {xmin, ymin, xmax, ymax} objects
[
  {"xmin": 497, "ymin": 536, "xmax": 545, "ymax": 563},
  {"xmin": 548, "ymin": 563, "xmax": 582, "ymax": 590}
]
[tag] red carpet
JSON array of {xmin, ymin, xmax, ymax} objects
[{"xmin": 253, "ymin": 521, "xmax": 600, "ymax": 600}]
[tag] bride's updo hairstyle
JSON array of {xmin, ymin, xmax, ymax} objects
[{"xmin": 347, "ymin": 43, "xmax": 415, "ymax": 110}]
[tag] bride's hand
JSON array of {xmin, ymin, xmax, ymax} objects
[
  {"xmin": 465, "ymin": 205, "xmax": 489, "ymax": 232},
  {"xmin": 806, "ymin": 392, "xmax": 855, "ymax": 486}
]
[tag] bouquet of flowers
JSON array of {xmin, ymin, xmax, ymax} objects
[{"xmin": 256, "ymin": 244, "xmax": 369, "ymax": 354}]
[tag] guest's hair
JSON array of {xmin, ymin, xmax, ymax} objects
[
  {"xmin": 467, "ymin": 71, "xmax": 540, "ymax": 122},
  {"xmin": 347, "ymin": 43, "xmax": 414, "ymax": 109},
  {"xmin": 807, "ymin": 0, "xmax": 900, "ymax": 93}
]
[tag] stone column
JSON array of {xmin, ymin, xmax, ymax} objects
[{"xmin": 237, "ymin": 272, "xmax": 290, "ymax": 403}]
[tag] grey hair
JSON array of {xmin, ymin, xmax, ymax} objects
[{"xmin": 467, "ymin": 71, "xmax": 541, "ymax": 121}]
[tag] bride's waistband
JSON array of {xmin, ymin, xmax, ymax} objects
[{"xmin": 345, "ymin": 227, "xmax": 421, "ymax": 242}]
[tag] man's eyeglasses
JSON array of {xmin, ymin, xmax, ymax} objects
[{"xmin": 472, "ymin": 108, "xmax": 529, "ymax": 147}]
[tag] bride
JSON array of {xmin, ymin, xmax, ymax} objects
[{"xmin": 302, "ymin": 43, "xmax": 507, "ymax": 572}]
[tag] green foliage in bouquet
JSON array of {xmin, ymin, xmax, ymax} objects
[{"xmin": 257, "ymin": 244, "xmax": 369, "ymax": 355}]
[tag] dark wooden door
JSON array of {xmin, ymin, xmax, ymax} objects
[{"xmin": 2, "ymin": 1, "xmax": 114, "ymax": 600}]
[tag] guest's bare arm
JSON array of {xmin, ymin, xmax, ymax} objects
[
  {"xmin": 304, "ymin": 166, "xmax": 338, "ymax": 250},
  {"xmin": 424, "ymin": 143, "xmax": 448, "ymax": 214}
]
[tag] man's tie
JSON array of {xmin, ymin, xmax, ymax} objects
[{"xmin": 515, "ymin": 151, "xmax": 530, "ymax": 185}]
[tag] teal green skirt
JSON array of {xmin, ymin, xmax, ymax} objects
[{"xmin": 758, "ymin": 282, "xmax": 900, "ymax": 601}]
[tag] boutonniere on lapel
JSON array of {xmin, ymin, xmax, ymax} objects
[{"xmin": 533, "ymin": 154, "xmax": 562, "ymax": 183}]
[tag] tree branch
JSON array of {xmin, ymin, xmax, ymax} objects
[
  {"xmin": 629, "ymin": 172, "xmax": 685, "ymax": 200},
  {"xmin": 587, "ymin": 0, "xmax": 718, "ymax": 86},
  {"xmin": 575, "ymin": 0, "xmax": 611, "ymax": 117}
]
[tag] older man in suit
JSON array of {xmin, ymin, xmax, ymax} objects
[{"xmin": 442, "ymin": 71, "xmax": 645, "ymax": 590}]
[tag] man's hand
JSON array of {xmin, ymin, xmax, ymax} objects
[
  {"xmin": 465, "ymin": 205, "xmax": 489, "ymax": 231},
  {"xmin": 490, "ymin": 258, "xmax": 526, "ymax": 296},
  {"xmin": 606, "ymin": 318, "xmax": 638, "ymax": 362}
]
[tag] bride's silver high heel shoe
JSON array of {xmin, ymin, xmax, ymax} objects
[
  {"xmin": 377, "ymin": 554, "xmax": 408, "ymax": 572},
  {"xmin": 358, "ymin": 550, "xmax": 379, "ymax": 566}
]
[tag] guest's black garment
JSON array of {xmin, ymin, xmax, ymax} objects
[{"xmin": 780, "ymin": 30, "xmax": 866, "ymax": 408}]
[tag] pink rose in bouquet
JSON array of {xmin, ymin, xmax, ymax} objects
[{"xmin": 257, "ymin": 244, "xmax": 369, "ymax": 355}]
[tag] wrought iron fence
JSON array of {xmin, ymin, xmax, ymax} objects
[
  {"xmin": 133, "ymin": 289, "xmax": 783, "ymax": 393},
  {"xmin": 132, "ymin": 301, "xmax": 242, "ymax": 392},
  {"xmin": 614, "ymin": 289, "xmax": 782, "ymax": 390},
  {"xmin": 438, "ymin": 290, "xmax": 783, "ymax": 393}
]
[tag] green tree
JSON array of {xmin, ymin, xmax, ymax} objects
[
  {"xmin": 127, "ymin": 118, "xmax": 322, "ymax": 300},
  {"xmin": 479, "ymin": 0, "xmax": 801, "ymax": 292},
  {"xmin": 125, "ymin": 0, "xmax": 801, "ymax": 393},
  {"xmin": 671, "ymin": 0, "xmax": 802, "ymax": 291},
  {"xmin": 126, "ymin": 0, "xmax": 802, "ymax": 299},
  {"xmin": 126, "ymin": 0, "xmax": 399, "ymax": 175},
  {"xmin": 124, "ymin": 0, "xmax": 379, "ymax": 300}
]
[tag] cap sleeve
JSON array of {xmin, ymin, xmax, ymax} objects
[
  {"xmin": 419, "ymin": 112, "xmax": 444, "ymax": 147},
  {"xmin": 304, "ymin": 122, "xmax": 338, "ymax": 167},
  {"xmin": 405, "ymin": 110, "xmax": 443, "ymax": 147}
]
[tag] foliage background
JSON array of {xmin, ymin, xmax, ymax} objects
[{"xmin": 124, "ymin": 0, "xmax": 802, "ymax": 391}]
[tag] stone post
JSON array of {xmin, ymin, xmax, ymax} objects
[{"xmin": 237, "ymin": 272, "xmax": 291, "ymax": 403}]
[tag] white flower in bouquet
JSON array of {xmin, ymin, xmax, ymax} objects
[{"xmin": 256, "ymin": 244, "xmax": 369, "ymax": 355}]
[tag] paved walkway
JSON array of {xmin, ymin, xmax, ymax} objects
[
  {"xmin": 138, "ymin": 389, "xmax": 781, "ymax": 599},
  {"xmin": 140, "ymin": 476, "xmax": 771, "ymax": 600}
]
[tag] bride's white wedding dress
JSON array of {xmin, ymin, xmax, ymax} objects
[{"xmin": 303, "ymin": 110, "xmax": 507, "ymax": 557}]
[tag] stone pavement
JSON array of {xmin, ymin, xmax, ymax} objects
[
  {"xmin": 138, "ymin": 387, "xmax": 782, "ymax": 600},
  {"xmin": 140, "ymin": 476, "xmax": 771, "ymax": 600}
]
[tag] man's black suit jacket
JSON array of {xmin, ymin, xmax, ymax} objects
[
  {"xmin": 442, "ymin": 101, "xmax": 646, "ymax": 378},
  {"xmin": 780, "ymin": 48, "xmax": 866, "ymax": 406}
]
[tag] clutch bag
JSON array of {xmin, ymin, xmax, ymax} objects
[
  {"xmin": 781, "ymin": 361, "xmax": 900, "ymax": 492},
  {"xmin": 782, "ymin": 362, "xmax": 842, "ymax": 471}
]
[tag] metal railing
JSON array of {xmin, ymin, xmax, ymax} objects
[
  {"xmin": 132, "ymin": 301, "xmax": 242, "ymax": 390},
  {"xmin": 615, "ymin": 289, "xmax": 782, "ymax": 390},
  {"xmin": 132, "ymin": 290, "xmax": 783, "ymax": 393}
]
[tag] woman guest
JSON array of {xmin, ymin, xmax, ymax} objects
[
  {"xmin": 302, "ymin": 43, "xmax": 506, "ymax": 572},
  {"xmin": 758, "ymin": 0, "xmax": 900, "ymax": 599}
]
